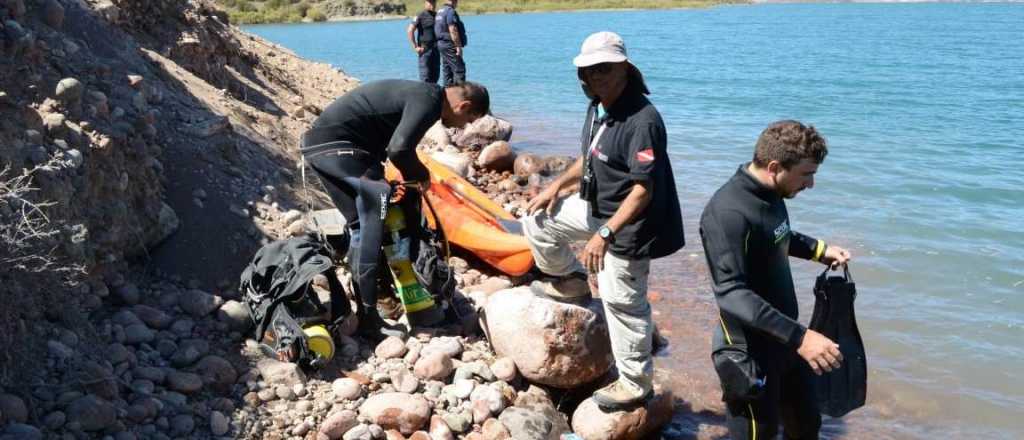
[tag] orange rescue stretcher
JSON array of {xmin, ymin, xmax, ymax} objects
[{"xmin": 385, "ymin": 151, "xmax": 534, "ymax": 276}]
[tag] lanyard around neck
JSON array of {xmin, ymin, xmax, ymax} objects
[{"xmin": 588, "ymin": 109, "xmax": 608, "ymax": 154}]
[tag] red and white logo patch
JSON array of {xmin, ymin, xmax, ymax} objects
[{"xmin": 636, "ymin": 148, "xmax": 655, "ymax": 163}]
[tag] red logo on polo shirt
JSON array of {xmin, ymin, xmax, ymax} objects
[{"xmin": 636, "ymin": 148, "xmax": 655, "ymax": 163}]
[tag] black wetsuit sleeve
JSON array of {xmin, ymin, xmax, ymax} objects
[
  {"xmin": 386, "ymin": 99, "xmax": 440, "ymax": 183},
  {"xmin": 701, "ymin": 208, "xmax": 807, "ymax": 349},
  {"xmin": 790, "ymin": 231, "xmax": 824, "ymax": 262}
]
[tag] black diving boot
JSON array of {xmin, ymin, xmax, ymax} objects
[{"xmin": 356, "ymin": 307, "xmax": 407, "ymax": 343}]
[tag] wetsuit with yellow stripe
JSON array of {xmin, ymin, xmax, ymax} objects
[{"xmin": 699, "ymin": 164, "xmax": 828, "ymax": 440}]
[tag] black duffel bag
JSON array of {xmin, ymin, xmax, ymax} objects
[{"xmin": 809, "ymin": 266, "xmax": 867, "ymax": 417}]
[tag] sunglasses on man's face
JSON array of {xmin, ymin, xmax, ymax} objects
[{"xmin": 582, "ymin": 63, "xmax": 615, "ymax": 76}]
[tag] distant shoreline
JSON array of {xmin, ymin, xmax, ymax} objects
[{"xmin": 235, "ymin": 1, "xmax": 742, "ymax": 26}]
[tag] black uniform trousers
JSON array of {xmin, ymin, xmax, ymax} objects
[
  {"xmin": 418, "ymin": 45, "xmax": 440, "ymax": 84},
  {"xmin": 437, "ymin": 42, "xmax": 465, "ymax": 86}
]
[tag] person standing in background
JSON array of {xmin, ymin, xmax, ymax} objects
[
  {"xmin": 406, "ymin": 0, "xmax": 439, "ymax": 83},
  {"xmin": 434, "ymin": 0, "xmax": 466, "ymax": 85}
]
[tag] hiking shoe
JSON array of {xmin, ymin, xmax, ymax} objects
[
  {"xmin": 592, "ymin": 380, "xmax": 653, "ymax": 410},
  {"xmin": 530, "ymin": 271, "xmax": 591, "ymax": 305}
]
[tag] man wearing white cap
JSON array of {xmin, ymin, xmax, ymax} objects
[{"xmin": 522, "ymin": 31, "xmax": 685, "ymax": 409}]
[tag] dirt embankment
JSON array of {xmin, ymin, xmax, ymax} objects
[{"xmin": 1, "ymin": 0, "xmax": 354, "ymax": 395}]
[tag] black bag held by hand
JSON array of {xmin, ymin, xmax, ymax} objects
[{"xmin": 809, "ymin": 266, "xmax": 867, "ymax": 417}]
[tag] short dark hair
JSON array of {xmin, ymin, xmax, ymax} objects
[
  {"xmin": 449, "ymin": 81, "xmax": 490, "ymax": 117},
  {"xmin": 753, "ymin": 120, "xmax": 828, "ymax": 168}
]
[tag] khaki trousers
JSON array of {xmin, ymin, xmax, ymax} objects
[{"xmin": 521, "ymin": 194, "xmax": 654, "ymax": 394}]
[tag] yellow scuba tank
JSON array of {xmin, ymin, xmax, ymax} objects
[
  {"xmin": 302, "ymin": 324, "xmax": 335, "ymax": 364},
  {"xmin": 382, "ymin": 203, "xmax": 444, "ymax": 327}
]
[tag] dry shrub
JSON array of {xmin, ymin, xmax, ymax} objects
[{"xmin": 0, "ymin": 157, "xmax": 85, "ymax": 385}]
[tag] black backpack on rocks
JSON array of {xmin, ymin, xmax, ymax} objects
[{"xmin": 239, "ymin": 234, "xmax": 350, "ymax": 368}]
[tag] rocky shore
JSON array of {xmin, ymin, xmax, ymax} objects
[
  {"xmin": 0, "ymin": 0, "xmax": 683, "ymax": 439},
  {"xmin": 0, "ymin": 116, "xmax": 676, "ymax": 440}
]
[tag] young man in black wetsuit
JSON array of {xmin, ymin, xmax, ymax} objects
[
  {"xmin": 300, "ymin": 79, "xmax": 489, "ymax": 341},
  {"xmin": 406, "ymin": 0, "xmax": 439, "ymax": 83},
  {"xmin": 700, "ymin": 120, "xmax": 852, "ymax": 439}
]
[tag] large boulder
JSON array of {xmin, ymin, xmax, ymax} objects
[
  {"xmin": 570, "ymin": 386, "xmax": 674, "ymax": 440},
  {"xmin": 544, "ymin": 156, "xmax": 575, "ymax": 176},
  {"xmin": 476, "ymin": 141, "xmax": 516, "ymax": 172},
  {"xmin": 430, "ymin": 151, "xmax": 471, "ymax": 178},
  {"xmin": 514, "ymin": 154, "xmax": 547, "ymax": 177},
  {"xmin": 483, "ymin": 287, "xmax": 612, "ymax": 388},
  {"xmin": 358, "ymin": 393, "xmax": 431, "ymax": 435},
  {"xmin": 452, "ymin": 115, "xmax": 513, "ymax": 149},
  {"xmin": 418, "ymin": 121, "xmax": 450, "ymax": 150}
]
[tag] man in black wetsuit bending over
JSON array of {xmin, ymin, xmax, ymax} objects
[
  {"xmin": 301, "ymin": 79, "xmax": 490, "ymax": 341},
  {"xmin": 700, "ymin": 120, "xmax": 852, "ymax": 439}
]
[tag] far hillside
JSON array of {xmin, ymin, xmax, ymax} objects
[{"xmin": 216, "ymin": 0, "xmax": 406, "ymax": 24}]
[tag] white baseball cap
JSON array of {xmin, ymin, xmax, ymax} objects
[{"xmin": 573, "ymin": 31, "xmax": 629, "ymax": 68}]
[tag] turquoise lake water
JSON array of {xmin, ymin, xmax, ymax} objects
[{"xmin": 247, "ymin": 3, "xmax": 1024, "ymax": 438}]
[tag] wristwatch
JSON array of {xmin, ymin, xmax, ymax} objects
[{"xmin": 598, "ymin": 224, "xmax": 615, "ymax": 242}]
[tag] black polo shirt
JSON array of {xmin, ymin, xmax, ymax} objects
[
  {"xmin": 412, "ymin": 9, "xmax": 436, "ymax": 47},
  {"xmin": 581, "ymin": 82, "xmax": 685, "ymax": 259}
]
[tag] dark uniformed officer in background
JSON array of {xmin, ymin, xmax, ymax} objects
[
  {"xmin": 434, "ymin": 0, "xmax": 466, "ymax": 85},
  {"xmin": 406, "ymin": 0, "xmax": 439, "ymax": 83}
]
